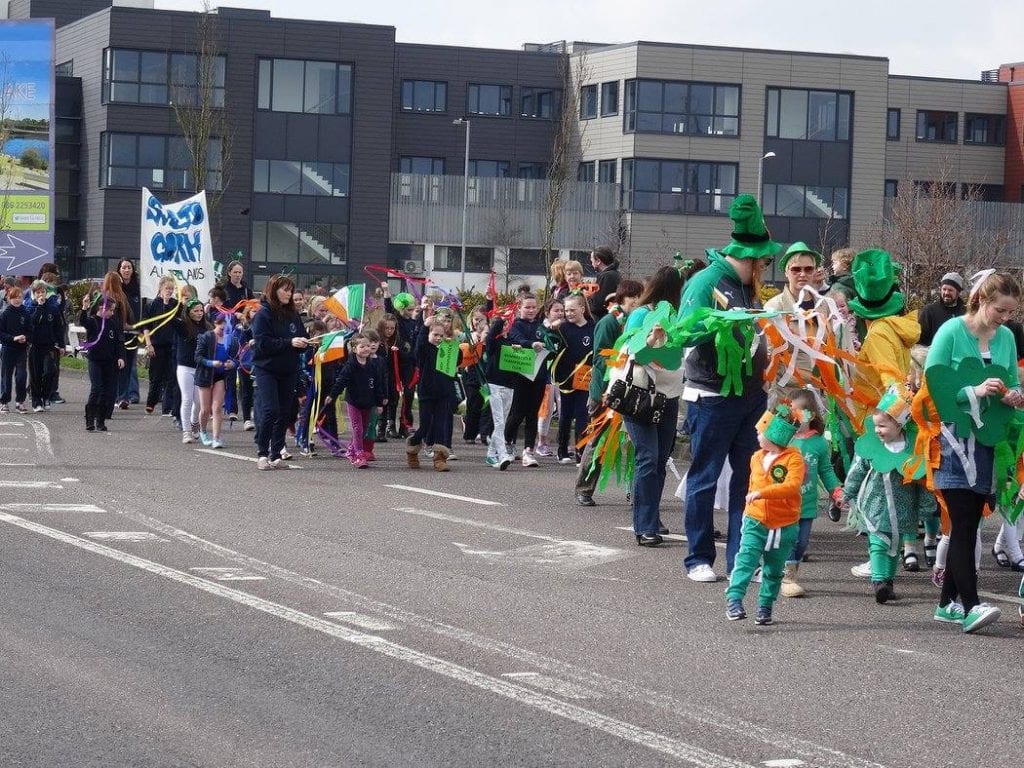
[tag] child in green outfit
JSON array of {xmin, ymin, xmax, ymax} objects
[
  {"xmin": 843, "ymin": 385, "xmax": 936, "ymax": 604},
  {"xmin": 780, "ymin": 390, "xmax": 843, "ymax": 598}
]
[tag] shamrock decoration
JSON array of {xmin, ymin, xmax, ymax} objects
[
  {"xmin": 626, "ymin": 301, "xmax": 685, "ymax": 370},
  {"xmin": 854, "ymin": 428, "xmax": 924, "ymax": 480},
  {"xmin": 925, "ymin": 357, "xmax": 1014, "ymax": 446},
  {"xmin": 770, "ymin": 465, "xmax": 788, "ymax": 483}
]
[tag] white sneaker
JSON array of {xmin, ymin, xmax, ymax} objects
[
  {"xmin": 211, "ymin": 438, "xmax": 223, "ymax": 449},
  {"xmin": 182, "ymin": 432, "xmax": 194, "ymax": 444},
  {"xmin": 243, "ymin": 419, "xmax": 256, "ymax": 431},
  {"xmin": 257, "ymin": 456, "xmax": 274, "ymax": 470},
  {"xmin": 15, "ymin": 402, "xmax": 27, "ymax": 413},
  {"xmin": 0, "ymin": 404, "xmax": 7, "ymax": 413},
  {"xmin": 279, "ymin": 449, "xmax": 292, "ymax": 461},
  {"xmin": 447, "ymin": 450, "xmax": 458, "ymax": 461},
  {"xmin": 270, "ymin": 458, "xmax": 290, "ymax": 469},
  {"xmin": 851, "ymin": 561, "xmax": 872, "ymax": 578},
  {"xmin": 962, "ymin": 603, "xmax": 1001, "ymax": 634},
  {"xmin": 687, "ymin": 564, "xmax": 719, "ymax": 583},
  {"xmin": 522, "ymin": 449, "xmax": 539, "ymax": 468},
  {"xmin": 33, "ymin": 405, "xmax": 44, "ymax": 413}
]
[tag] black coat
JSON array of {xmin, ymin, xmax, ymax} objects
[{"xmin": 251, "ymin": 299, "xmax": 307, "ymax": 376}]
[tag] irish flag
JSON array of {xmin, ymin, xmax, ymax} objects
[
  {"xmin": 324, "ymin": 284, "xmax": 365, "ymax": 324},
  {"xmin": 317, "ymin": 330, "xmax": 349, "ymax": 363}
]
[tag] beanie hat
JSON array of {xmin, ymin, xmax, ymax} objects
[
  {"xmin": 940, "ymin": 272, "xmax": 964, "ymax": 292},
  {"xmin": 756, "ymin": 403, "xmax": 800, "ymax": 448},
  {"xmin": 876, "ymin": 383, "xmax": 913, "ymax": 426},
  {"xmin": 719, "ymin": 194, "xmax": 782, "ymax": 261},
  {"xmin": 392, "ymin": 292, "xmax": 415, "ymax": 311}
]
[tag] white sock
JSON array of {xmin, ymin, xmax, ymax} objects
[
  {"xmin": 935, "ymin": 535, "xmax": 949, "ymax": 570},
  {"xmin": 975, "ymin": 530, "xmax": 983, "ymax": 571}
]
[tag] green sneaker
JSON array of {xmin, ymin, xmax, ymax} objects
[
  {"xmin": 933, "ymin": 602, "xmax": 966, "ymax": 625},
  {"xmin": 962, "ymin": 603, "xmax": 1001, "ymax": 634}
]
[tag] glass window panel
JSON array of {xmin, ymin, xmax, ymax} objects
[
  {"xmin": 110, "ymin": 82, "xmax": 139, "ymax": 102},
  {"xmin": 779, "ymin": 89, "xmax": 808, "ymax": 139},
  {"xmin": 663, "ymin": 82, "xmax": 686, "ymax": 112},
  {"xmin": 298, "ymin": 223, "xmax": 331, "ymax": 264},
  {"xmin": 331, "ymin": 163, "xmax": 350, "ymax": 195},
  {"xmin": 212, "ymin": 56, "xmax": 225, "ymax": 88},
  {"xmin": 766, "ymin": 89, "xmax": 779, "ymax": 137},
  {"xmin": 139, "ymin": 84, "xmax": 167, "ymax": 104},
  {"xmin": 253, "ymin": 159, "xmax": 269, "ymax": 192},
  {"xmin": 139, "ymin": 51, "xmax": 166, "ymax": 84},
  {"xmin": 689, "ymin": 115, "xmax": 712, "ymax": 135},
  {"xmin": 414, "ymin": 80, "xmax": 434, "ymax": 111},
  {"xmin": 695, "ymin": 162, "xmax": 712, "ymax": 192},
  {"xmin": 715, "ymin": 86, "xmax": 739, "ymax": 117},
  {"xmin": 251, "ymin": 221, "xmax": 268, "ymax": 262},
  {"xmin": 401, "ymin": 80, "xmax": 413, "ymax": 110},
  {"xmin": 108, "ymin": 167, "xmax": 135, "ymax": 187},
  {"xmin": 837, "ymin": 93, "xmax": 851, "ymax": 140},
  {"xmin": 258, "ymin": 59, "xmax": 271, "ymax": 109},
  {"xmin": 337, "ymin": 65, "xmax": 352, "ymax": 113},
  {"xmin": 689, "ymin": 84, "xmax": 713, "ymax": 115},
  {"xmin": 776, "ymin": 184, "xmax": 805, "ymax": 216},
  {"xmin": 271, "ymin": 59, "xmax": 304, "ymax": 112},
  {"xmin": 168, "ymin": 137, "xmax": 190, "ymax": 169},
  {"xmin": 807, "ymin": 91, "xmax": 836, "ymax": 141},
  {"xmin": 108, "ymin": 134, "xmax": 136, "ymax": 166},
  {"xmin": 634, "ymin": 160, "xmax": 659, "ymax": 191},
  {"xmin": 581, "ymin": 84, "xmax": 597, "ymax": 118},
  {"xmin": 805, "ymin": 185, "xmax": 832, "ymax": 217},
  {"xmin": 716, "ymin": 163, "xmax": 737, "ymax": 193},
  {"xmin": 660, "ymin": 161, "xmax": 684, "ymax": 192},
  {"xmin": 137, "ymin": 168, "xmax": 162, "ymax": 188},
  {"xmin": 476, "ymin": 85, "xmax": 499, "ymax": 114},
  {"xmin": 435, "ymin": 83, "xmax": 447, "ymax": 112},
  {"xmin": 714, "ymin": 116, "xmax": 739, "ymax": 136},
  {"xmin": 304, "ymin": 61, "xmax": 336, "ymax": 114},
  {"xmin": 301, "ymin": 162, "xmax": 331, "ymax": 195},
  {"xmin": 631, "ymin": 191, "xmax": 658, "ymax": 211},
  {"xmin": 111, "ymin": 49, "xmax": 139, "ymax": 82},
  {"xmin": 206, "ymin": 138, "xmax": 222, "ymax": 171},
  {"xmin": 329, "ymin": 224, "xmax": 348, "ymax": 264},
  {"xmin": 621, "ymin": 160, "xmax": 633, "ymax": 189},
  {"xmin": 601, "ymin": 81, "xmax": 618, "ymax": 115},
  {"xmin": 637, "ymin": 81, "xmax": 662, "ymax": 112},
  {"xmin": 833, "ymin": 188, "xmax": 849, "ymax": 218},
  {"xmin": 170, "ymin": 53, "xmax": 196, "ymax": 86},
  {"xmin": 662, "ymin": 113, "xmax": 684, "ymax": 133},
  {"xmin": 762, "ymin": 183, "xmax": 777, "ymax": 215},
  {"xmin": 268, "ymin": 160, "xmax": 301, "ymax": 193},
  {"xmin": 598, "ymin": 159, "xmax": 616, "ymax": 184},
  {"xmin": 577, "ymin": 162, "xmax": 595, "ymax": 182},
  {"xmin": 637, "ymin": 112, "xmax": 661, "ymax": 132},
  {"xmin": 267, "ymin": 221, "xmax": 298, "ymax": 261},
  {"xmin": 137, "ymin": 135, "xmax": 164, "ymax": 167}
]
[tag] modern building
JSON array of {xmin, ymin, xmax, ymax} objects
[{"xmin": 3, "ymin": 0, "xmax": 1023, "ymax": 290}]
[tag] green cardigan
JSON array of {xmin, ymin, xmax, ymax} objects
[{"xmin": 791, "ymin": 432, "xmax": 841, "ymax": 520}]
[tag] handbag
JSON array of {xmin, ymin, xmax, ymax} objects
[{"xmin": 604, "ymin": 358, "xmax": 666, "ymax": 424}]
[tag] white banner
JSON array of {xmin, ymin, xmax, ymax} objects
[{"xmin": 139, "ymin": 187, "xmax": 215, "ymax": 300}]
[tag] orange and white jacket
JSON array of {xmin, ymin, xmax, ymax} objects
[{"xmin": 745, "ymin": 447, "xmax": 805, "ymax": 529}]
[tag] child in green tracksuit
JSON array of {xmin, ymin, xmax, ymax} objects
[
  {"xmin": 843, "ymin": 385, "xmax": 936, "ymax": 604},
  {"xmin": 725, "ymin": 404, "xmax": 805, "ymax": 626},
  {"xmin": 781, "ymin": 390, "xmax": 843, "ymax": 598}
]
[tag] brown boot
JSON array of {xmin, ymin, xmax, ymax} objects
[
  {"xmin": 405, "ymin": 436, "xmax": 421, "ymax": 468},
  {"xmin": 433, "ymin": 445, "xmax": 450, "ymax": 472},
  {"xmin": 780, "ymin": 562, "xmax": 806, "ymax": 598}
]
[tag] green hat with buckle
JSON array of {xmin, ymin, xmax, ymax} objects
[
  {"xmin": 719, "ymin": 194, "xmax": 782, "ymax": 261},
  {"xmin": 849, "ymin": 248, "xmax": 905, "ymax": 319},
  {"xmin": 780, "ymin": 241, "xmax": 822, "ymax": 270},
  {"xmin": 756, "ymin": 403, "xmax": 800, "ymax": 448}
]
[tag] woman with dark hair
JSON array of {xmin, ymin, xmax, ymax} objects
[
  {"xmin": 621, "ymin": 266, "xmax": 686, "ymax": 546},
  {"xmin": 115, "ymin": 259, "xmax": 142, "ymax": 408},
  {"xmin": 221, "ymin": 260, "xmax": 254, "ymax": 309},
  {"xmin": 251, "ymin": 274, "xmax": 309, "ymax": 470}
]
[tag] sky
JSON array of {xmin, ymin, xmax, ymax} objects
[{"xmin": 156, "ymin": 0, "xmax": 1023, "ymax": 80}]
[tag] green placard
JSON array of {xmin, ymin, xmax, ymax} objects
[
  {"xmin": 499, "ymin": 345, "xmax": 537, "ymax": 377},
  {"xmin": 436, "ymin": 339, "xmax": 459, "ymax": 377}
]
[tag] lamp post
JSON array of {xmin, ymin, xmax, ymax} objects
[
  {"xmin": 756, "ymin": 151, "xmax": 776, "ymax": 205},
  {"xmin": 453, "ymin": 117, "xmax": 471, "ymax": 290}
]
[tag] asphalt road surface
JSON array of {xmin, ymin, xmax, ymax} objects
[{"xmin": 2, "ymin": 370, "xmax": 1022, "ymax": 767}]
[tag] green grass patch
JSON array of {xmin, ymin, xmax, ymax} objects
[{"xmin": 61, "ymin": 355, "xmax": 149, "ymax": 379}]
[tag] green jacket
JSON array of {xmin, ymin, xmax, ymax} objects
[
  {"xmin": 843, "ymin": 454, "xmax": 936, "ymax": 551},
  {"xmin": 791, "ymin": 432, "xmax": 841, "ymax": 519},
  {"xmin": 590, "ymin": 311, "xmax": 625, "ymax": 403}
]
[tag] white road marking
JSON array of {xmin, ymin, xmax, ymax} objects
[
  {"xmin": 0, "ymin": 462, "xmax": 34, "ymax": 466},
  {"xmin": 324, "ymin": 611, "xmax": 398, "ymax": 631},
  {"xmin": 1, "ymin": 503, "xmax": 105, "ymax": 513},
  {"xmin": 23, "ymin": 418, "xmax": 53, "ymax": 457},
  {"xmin": 190, "ymin": 566, "xmax": 266, "ymax": 582},
  {"xmin": 763, "ymin": 761, "xmax": 806, "ymax": 768},
  {"xmin": 195, "ymin": 448, "xmax": 302, "ymax": 469},
  {"xmin": 0, "ymin": 447, "xmax": 29, "ymax": 452},
  {"xmin": 385, "ymin": 484, "xmax": 504, "ymax": 507},
  {"xmin": 0, "ymin": 421, "xmax": 26, "ymax": 425},
  {"xmin": 502, "ymin": 672, "xmax": 598, "ymax": 700},
  {"xmin": 83, "ymin": 531, "xmax": 166, "ymax": 542},
  {"xmin": 109, "ymin": 507, "xmax": 891, "ymax": 768},
  {"xmin": 394, "ymin": 506, "xmax": 559, "ymax": 541},
  {"xmin": 0, "ymin": 512, "xmax": 757, "ymax": 768},
  {"xmin": 453, "ymin": 540, "xmax": 630, "ymax": 570},
  {"xmin": 59, "ymin": 477, "xmax": 81, "ymax": 483},
  {"xmin": 0, "ymin": 480, "xmax": 62, "ymax": 489},
  {"xmin": 0, "ymin": 433, "xmax": 27, "ymax": 438}
]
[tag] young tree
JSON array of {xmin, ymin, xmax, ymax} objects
[{"xmin": 484, "ymin": 206, "xmax": 525, "ymax": 294}]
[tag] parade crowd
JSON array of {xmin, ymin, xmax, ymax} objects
[{"xmin": 2, "ymin": 194, "xmax": 1024, "ymax": 634}]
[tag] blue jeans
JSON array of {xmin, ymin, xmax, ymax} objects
[
  {"xmin": 786, "ymin": 518, "xmax": 814, "ymax": 565},
  {"xmin": 253, "ymin": 368, "xmax": 298, "ymax": 460},
  {"xmin": 623, "ymin": 397, "xmax": 679, "ymax": 537},
  {"xmin": 684, "ymin": 388, "xmax": 766, "ymax": 573},
  {"xmin": 117, "ymin": 350, "xmax": 139, "ymax": 402}
]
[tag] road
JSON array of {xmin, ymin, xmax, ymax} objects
[{"xmin": 1, "ymin": 369, "xmax": 1022, "ymax": 767}]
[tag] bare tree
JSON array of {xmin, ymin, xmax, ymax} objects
[
  {"xmin": 483, "ymin": 207, "xmax": 524, "ymax": 294},
  {"xmin": 0, "ymin": 51, "xmax": 15, "ymax": 208}
]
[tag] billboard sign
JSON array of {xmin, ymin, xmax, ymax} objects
[{"xmin": 0, "ymin": 19, "xmax": 54, "ymax": 276}]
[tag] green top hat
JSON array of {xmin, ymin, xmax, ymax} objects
[
  {"xmin": 719, "ymin": 194, "xmax": 782, "ymax": 261},
  {"xmin": 759, "ymin": 403, "xmax": 800, "ymax": 448},
  {"xmin": 780, "ymin": 241, "xmax": 822, "ymax": 271},
  {"xmin": 848, "ymin": 248, "xmax": 905, "ymax": 319}
]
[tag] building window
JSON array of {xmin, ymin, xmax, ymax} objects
[
  {"xmin": 914, "ymin": 180, "xmax": 957, "ymax": 197},
  {"xmin": 399, "ymin": 156, "xmax": 445, "ymax": 175},
  {"xmin": 964, "ymin": 113, "xmax": 1006, "ymax": 145},
  {"xmin": 621, "ymin": 159, "xmax": 738, "ymax": 214},
  {"xmin": 601, "ymin": 81, "xmax": 618, "ymax": 116},
  {"xmin": 56, "ymin": 60, "xmax": 73, "ymax": 76},
  {"xmin": 468, "ymin": 83, "xmax": 512, "ymax": 117},
  {"xmin": 251, "ymin": 221, "xmax": 348, "ymax": 265},
  {"xmin": 468, "ymin": 160, "xmax": 510, "ymax": 178},
  {"xmin": 257, "ymin": 58, "xmax": 352, "ymax": 114},
  {"xmin": 762, "ymin": 184, "xmax": 849, "ymax": 219},
  {"xmin": 253, "ymin": 160, "xmax": 349, "ymax": 196},
  {"xmin": 580, "ymin": 84, "xmax": 598, "ymax": 119},
  {"xmin": 401, "ymin": 80, "xmax": 447, "ymax": 113},
  {"xmin": 578, "ymin": 161, "xmax": 595, "ymax": 182},
  {"xmin": 520, "ymin": 87, "xmax": 561, "ymax": 119},
  {"xmin": 962, "ymin": 183, "xmax": 1003, "ymax": 201},
  {"xmin": 884, "ymin": 179, "xmax": 898, "ymax": 198},
  {"xmin": 100, "ymin": 132, "xmax": 222, "ymax": 190},
  {"xmin": 508, "ymin": 248, "xmax": 547, "ymax": 274},
  {"xmin": 517, "ymin": 162, "xmax": 547, "ymax": 179},
  {"xmin": 625, "ymin": 79, "xmax": 740, "ymax": 136},
  {"xmin": 598, "ymin": 159, "xmax": 617, "ymax": 184},
  {"xmin": 916, "ymin": 110, "xmax": 957, "ymax": 142},
  {"xmin": 435, "ymin": 246, "xmax": 493, "ymax": 272},
  {"xmin": 766, "ymin": 88, "xmax": 851, "ymax": 141},
  {"xmin": 103, "ymin": 49, "xmax": 226, "ymax": 107},
  {"xmin": 886, "ymin": 108, "xmax": 900, "ymax": 140}
]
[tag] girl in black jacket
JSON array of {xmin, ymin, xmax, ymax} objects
[
  {"xmin": 27, "ymin": 280, "xmax": 63, "ymax": 412},
  {"xmin": 502, "ymin": 294, "xmax": 548, "ymax": 467},
  {"xmin": 194, "ymin": 314, "xmax": 240, "ymax": 450},
  {"xmin": 0, "ymin": 286, "xmax": 29, "ymax": 412},
  {"xmin": 406, "ymin": 320, "xmax": 461, "ymax": 472},
  {"xmin": 79, "ymin": 293, "xmax": 126, "ymax": 431}
]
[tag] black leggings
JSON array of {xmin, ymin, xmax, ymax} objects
[
  {"xmin": 938, "ymin": 488, "xmax": 987, "ymax": 612},
  {"xmin": 504, "ymin": 376, "xmax": 546, "ymax": 450}
]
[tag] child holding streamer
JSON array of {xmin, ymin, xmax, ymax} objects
[
  {"xmin": 382, "ymin": 283, "xmax": 420, "ymax": 436},
  {"xmin": 194, "ymin": 314, "xmax": 240, "ymax": 449},
  {"xmin": 406, "ymin": 319, "xmax": 461, "ymax": 472},
  {"xmin": 325, "ymin": 332, "xmax": 385, "ymax": 469},
  {"xmin": 79, "ymin": 292, "xmax": 126, "ymax": 432},
  {"xmin": 548, "ymin": 293, "xmax": 594, "ymax": 465}
]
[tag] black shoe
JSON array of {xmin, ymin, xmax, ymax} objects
[
  {"xmin": 96, "ymin": 420, "xmax": 108, "ymax": 432},
  {"xmin": 658, "ymin": 525, "xmax": 670, "ymax": 535},
  {"xmin": 873, "ymin": 580, "xmax": 896, "ymax": 604},
  {"xmin": 754, "ymin": 605, "xmax": 774, "ymax": 625},
  {"xmin": 635, "ymin": 534, "xmax": 663, "ymax": 547},
  {"xmin": 713, "ymin": 528, "xmax": 723, "ymax": 540},
  {"xmin": 827, "ymin": 503, "xmax": 842, "ymax": 522},
  {"xmin": 575, "ymin": 493, "xmax": 595, "ymax": 507},
  {"xmin": 85, "ymin": 406, "xmax": 95, "ymax": 432}
]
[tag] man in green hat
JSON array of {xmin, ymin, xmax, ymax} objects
[{"xmin": 679, "ymin": 194, "xmax": 782, "ymax": 584}]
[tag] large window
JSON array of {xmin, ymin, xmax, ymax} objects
[
  {"xmin": 578, "ymin": 162, "xmax": 595, "ymax": 182},
  {"xmin": 508, "ymin": 248, "xmax": 547, "ymax": 274},
  {"xmin": 257, "ymin": 59, "xmax": 352, "ymax": 114},
  {"xmin": 884, "ymin": 179, "xmax": 898, "ymax": 198},
  {"xmin": 251, "ymin": 221, "xmax": 348, "ymax": 265},
  {"xmin": 766, "ymin": 88, "xmax": 851, "ymax": 141},
  {"xmin": 401, "ymin": 80, "xmax": 447, "ymax": 113},
  {"xmin": 103, "ymin": 49, "xmax": 225, "ymax": 107},
  {"xmin": 601, "ymin": 81, "xmax": 618, "ymax": 116},
  {"xmin": 916, "ymin": 110, "xmax": 957, "ymax": 142},
  {"xmin": 435, "ymin": 246, "xmax": 493, "ymax": 272},
  {"xmin": 253, "ymin": 160, "xmax": 349, "ymax": 196},
  {"xmin": 887, "ymin": 108, "xmax": 900, "ymax": 140},
  {"xmin": 400, "ymin": 156, "xmax": 444, "ymax": 175},
  {"xmin": 622, "ymin": 159, "xmax": 737, "ymax": 214},
  {"xmin": 580, "ymin": 84, "xmax": 598, "ymax": 119},
  {"xmin": 100, "ymin": 132, "xmax": 222, "ymax": 190},
  {"xmin": 517, "ymin": 162, "xmax": 547, "ymax": 179},
  {"xmin": 964, "ymin": 113, "xmax": 1006, "ymax": 145},
  {"xmin": 520, "ymin": 87, "xmax": 561, "ymax": 119},
  {"xmin": 761, "ymin": 184, "xmax": 848, "ymax": 219},
  {"xmin": 468, "ymin": 83, "xmax": 512, "ymax": 116},
  {"xmin": 468, "ymin": 160, "xmax": 510, "ymax": 178},
  {"xmin": 625, "ymin": 79, "xmax": 740, "ymax": 136},
  {"xmin": 963, "ymin": 183, "xmax": 1004, "ymax": 201},
  {"xmin": 598, "ymin": 159, "xmax": 617, "ymax": 184}
]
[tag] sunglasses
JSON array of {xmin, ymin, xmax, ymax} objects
[{"xmin": 788, "ymin": 266, "xmax": 816, "ymax": 274}]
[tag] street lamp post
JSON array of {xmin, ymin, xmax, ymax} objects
[
  {"xmin": 453, "ymin": 118, "xmax": 471, "ymax": 290},
  {"xmin": 756, "ymin": 151, "xmax": 776, "ymax": 205}
]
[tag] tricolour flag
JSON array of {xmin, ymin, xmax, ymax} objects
[
  {"xmin": 317, "ymin": 331, "xmax": 349, "ymax": 364},
  {"xmin": 324, "ymin": 284, "xmax": 365, "ymax": 324}
]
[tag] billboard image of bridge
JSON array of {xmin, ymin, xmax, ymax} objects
[{"xmin": 0, "ymin": 18, "xmax": 54, "ymax": 276}]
